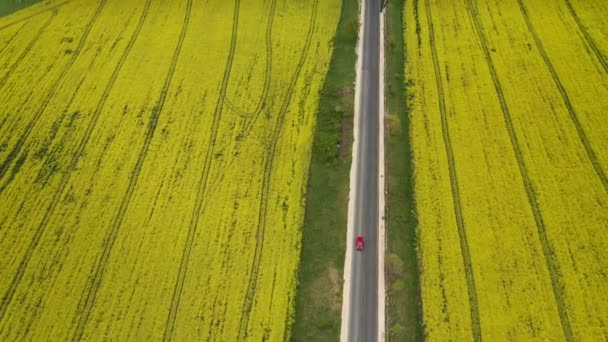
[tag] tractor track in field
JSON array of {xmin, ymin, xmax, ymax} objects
[
  {"xmin": 0, "ymin": 23, "xmax": 25, "ymax": 58},
  {"xmin": 563, "ymin": 0, "xmax": 608, "ymax": 74},
  {"xmin": 517, "ymin": 0, "xmax": 608, "ymax": 193},
  {"xmin": 226, "ymin": 0, "xmax": 276, "ymax": 141},
  {"xmin": 0, "ymin": 0, "xmax": 108, "ymax": 192},
  {"xmin": 206, "ymin": 201, "xmax": 240, "ymax": 339},
  {"xmin": 0, "ymin": 0, "xmax": 71, "ymax": 32},
  {"xmin": 72, "ymin": 1, "xmax": 192, "ymax": 339},
  {"xmin": 0, "ymin": 23, "xmax": 25, "ymax": 133},
  {"xmin": 224, "ymin": 0, "xmax": 275, "ymax": 120},
  {"xmin": 163, "ymin": 1, "xmax": 241, "ymax": 340},
  {"xmin": 31, "ymin": 12, "xmax": 137, "ymax": 191},
  {"xmin": 30, "ymin": 71, "xmax": 88, "ymax": 186},
  {"xmin": 464, "ymin": 0, "xmax": 574, "ymax": 340},
  {"xmin": 236, "ymin": 0, "xmax": 318, "ymax": 339},
  {"xmin": 424, "ymin": 1, "xmax": 481, "ymax": 340},
  {"xmin": 200, "ymin": 0, "xmax": 277, "ymax": 225},
  {"xmin": 0, "ymin": 10, "xmax": 55, "ymax": 91},
  {"xmin": 0, "ymin": 0, "xmax": 151, "ymax": 324}
]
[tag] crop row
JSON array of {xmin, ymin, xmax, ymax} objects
[
  {"xmin": 0, "ymin": 0, "xmax": 340, "ymax": 340},
  {"xmin": 406, "ymin": 0, "xmax": 608, "ymax": 339}
]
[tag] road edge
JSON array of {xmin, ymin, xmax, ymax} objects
[
  {"xmin": 339, "ymin": 0, "xmax": 365, "ymax": 340},
  {"xmin": 377, "ymin": 5, "xmax": 386, "ymax": 342}
]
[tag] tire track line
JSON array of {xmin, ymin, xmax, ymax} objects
[
  {"xmin": 464, "ymin": 0, "xmax": 574, "ymax": 339},
  {"xmin": 0, "ymin": 11, "xmax": 131, "ymax": 195},
  {"xmin": 0, "ymin": 0, "xmax": 151, "ymax": 324},
  {"xmin": 0, "ymin": 0, "xmax": 71, "ymax": 32},
  {"xmin": 424, "ymin": 1, "xmax": 480, "ymax": 340},
  {"xmin": 563, "ymin": 0, "xmax": 608, "ymax": 74},
  {"xmin": 0, "ymin": 23, "xmax": 26, "ymax": 133},
  {"xmin": 0, "ymin": 10, "xmax": 56, "ymax": 91},
  {"xmin": 72, "ymin": 1, "xmax": 192, "ymax": 338},
  {"xmin": 225, "ymin": 0, "xmax": 276, "ymax": 144},
  {"xmin": 518, "ymin": 0, "xmax": 607, "ymax": 193},
  {"xmin": 0, "ymin": 117, "xmax": 5, "ymax": 134},
  {"xmin": 0, "ymin": 23, "xmax": 26, "ymax": 58},
  {"xmin": 28, "ymin": 13, "xmax": 136, "ymax": 191},
  {"xmin": 223, "ymin": 0, "xmax": 275, "ymax": 119},
  {"xmin": 237, "ymin": 0, "xmax": 318, "ymax": 339},
  {"xmin": 0, "ymin": 0, "xmax": 108, "ymax": 189},
  {"xmin": 203, "ymin": 5, "xmax": 277, "ymax": 316},
  {"xmin": 163, "ymin": 1, "xmax": 240, "ymax": 340}
]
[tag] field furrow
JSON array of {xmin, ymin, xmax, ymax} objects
[
  {"xmin": 0, "ymin": 0, "xmax": 107, "ymax": 190},
  {"xmin": 0, "ymin": 0, "xmax": 71, "ymax": 32},
  {"xmin": 493, "ymin": 0, "xmax": 608, "ymax": 337},
  {"xmin": 0, "ymin": 1, "xmax": 176, "ymax": 339},
  {"xmin": 72, "ymin": 1, "xmax": 192, "ymax": 339},
  {"xmin": 406, "ymin": 0, "xmax": 472, "ymax": 339},
  {"xmin": 517, "ymin": 0, "xmax": 607, "ymax": 192},
  {"xmin": 0, "ymin": 2, "xmax": 107, "ymax": 174},
  {"xmin": 162, "ymin": 1, "xmax": 240, "ymax": 339},
  {"xmin": 423, "ymin": 0, "xmax": 480, "ymax": 339},
  {"xmin": 409, "ymin": 0, "xmax": 608, "ymax": 339},
  {"xmin": 0, "ymin": 0, "xmax": 340, "ymax": 339},
  {"xmin": 167, "ymin": 1, "xmax": 339, "ymax": 339},
  {"xmin": 80, "ymin": 2, "xmax": 232, "ymax": 339},
  {"xmin": 0, "ymin": 11, "xmax": 54, "ymax": 91},
  {"xmin": 464, "ymin": 0, "xmax": 574, "ymax": 338},
  {"xmin": 238, "ymin": 0, "xmax": 319, "ymax": 339},
  {"xmin": 0, "ymin": 2, "xmax": 149, "ymax": 330},
  {"xmin": 521, "ymin": 0, "xmax": 608, "ymax": 174},
  {"xmin": 224, "ymin": 0, "xmax": 276, "ymax": 119},
  {"xmin": 563, "ymin": 0, "xmax": 608, "ymax": 74},
  {"xmin": 0, "ymin": 24, "xmax": 24, "ymax": 58}
]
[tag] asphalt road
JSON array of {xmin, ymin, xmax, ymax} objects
[{"xmin": 348, "ymin": 0, "xmax": 381, "ymax": 340}]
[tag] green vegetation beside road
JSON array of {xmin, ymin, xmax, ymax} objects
[
  {"xmin": 291, "ymin": 0, "xmax": 358, "ymax": 340},
  {"xmin": 0, "ymin": 0, "xmax": 39, "ymax": 17},
  {"xmin": 384, "ymin": 0, "xmax": 423, "ymax": 340}
]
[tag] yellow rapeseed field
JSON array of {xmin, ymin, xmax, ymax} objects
[
  {"xmin": 406, "ymin": 0, "xmax": 608, "ymax": 340},
  {"xmin": 0, "ymin": 0, "xmax": 340, "ymax": 340}
]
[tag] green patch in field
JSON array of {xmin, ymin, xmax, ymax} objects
[
  {"xmin": 385, "ymin": 0, "xmax": 423, "ymax": 340},
  {"xmin": 291, "ymin": 0, "xmax": 358, "ymax": 340},
  {"xmin": 0, "ymin": 0, "xmax": 39, "ymax": 18}
]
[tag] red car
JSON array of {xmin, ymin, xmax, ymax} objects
[{"xmin": 356, "ymin": 235, "xmax": 364, "ymax": 251}]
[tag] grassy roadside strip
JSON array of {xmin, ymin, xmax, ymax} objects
[
  {"xmin": 290, "ymin": 0, "xmax": 358, "ymax": 340},
  {"xmin": 0, "ymin": 0, "xmax": 39, "ymax": 17},
  {"xmin": 384, "ymin": 0, "xmax": 423, "ymax": 340}
]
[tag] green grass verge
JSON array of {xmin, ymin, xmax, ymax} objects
[
  {"xmin": 290, "ymin": 0, "xmax": 358, "ymax": 340},
  {"xmin": 0, "ymin": 0, "xmax": 39, "ymax": 18},
  {"xmin": 384, "ymin": 0, "xmax": 423, "ymax": 340}
]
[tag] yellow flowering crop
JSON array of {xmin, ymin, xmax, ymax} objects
[
  {"xmin": 406, "ymin": 0, "xmax": 608, "ymax": 339},
  {"xmin": 0, "ymin": 0, "xmax": 340, "ymax": 340}
]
